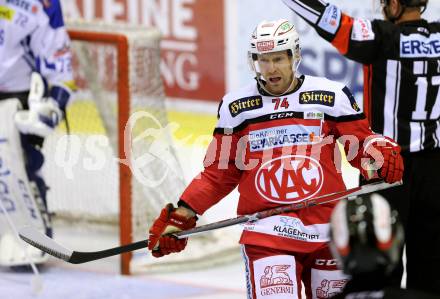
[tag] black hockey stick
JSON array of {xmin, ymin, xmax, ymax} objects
[{"xmin": 19, "ymin": 180, "xmax": 400, "ymax": 264}]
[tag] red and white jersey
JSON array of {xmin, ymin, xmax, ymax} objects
[{"xmin": 181, "ymin": 75, "xmax": 378, "ymax": 253}]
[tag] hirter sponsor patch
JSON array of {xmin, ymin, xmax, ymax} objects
[
  {"xmin": 229, "ymin": 96, "xmax": 263, "ymax": 117},
  {"xmin": 299, "ymin": 90, "xmax": 335, "ymax": 107}
]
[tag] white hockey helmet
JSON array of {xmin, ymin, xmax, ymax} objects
[{"xmin": 248, "ymin": 19, "xmax": 301, "ymax": 94}]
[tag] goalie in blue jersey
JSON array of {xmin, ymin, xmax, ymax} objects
[{"xmin": 0, "ymin": 0, "xmax": 74, "ymax": 267}]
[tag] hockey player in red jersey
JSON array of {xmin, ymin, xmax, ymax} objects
[{"xmin": 148, "ymin": 19, "xmax": 403, "ymax": 298}]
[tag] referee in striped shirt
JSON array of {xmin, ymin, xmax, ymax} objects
[{"xmin": 282, "ymin": 0, "xmax": 440, "ymax": 294}]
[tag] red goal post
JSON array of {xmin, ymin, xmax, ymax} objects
[
  {"xmin": 46, "ymin": 21, "xmax": 188, "ymax": 275},
  {"xmin": 67, "ymin": 27, "xmax": 133, "ymax": 275},
  {"xmin": 43, "ymin": 21, "xmax": 239, "ymax": 275}
]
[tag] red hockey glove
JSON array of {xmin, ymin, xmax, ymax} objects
[
  {"xmin": 148, "ymin": 203, "xmax": 197, "ymax": 258},
  {"xmin": 361, "ymin": 137, "xmax": 404, "ymax": 183}
]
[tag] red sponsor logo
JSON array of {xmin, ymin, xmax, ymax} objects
[
  {"xmin": 257, "ymin": 40, "xmax": 275, "ymax": 52},
  {"xmin": 255, "ymin": 155, "xmax": 323, "ymax": 204},
  {"xmin": 260, "ymin": 265, "xmax": 294, "ymax": 296},
  {"xmin": 359, "ymin": 20, "xmax": 370, "ymax": 39},
  {"xmin": 316, "ymin": 279, "xmax": 348, "ymax": 298}
]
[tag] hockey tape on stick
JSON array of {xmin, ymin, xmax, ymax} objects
[{"xmin": 18, "ymin": 180, "xmax": 400, "ymax": 264}]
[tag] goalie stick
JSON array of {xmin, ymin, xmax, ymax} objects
[{"xmin": 19, "ymin": 180, "xmax": 400, "ymax": 264}]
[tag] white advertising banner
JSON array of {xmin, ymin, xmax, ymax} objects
[{"xmin": 62, "ymin": 0, "xmax": 440, "ymax": 104}]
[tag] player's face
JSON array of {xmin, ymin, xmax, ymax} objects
[{"xmin": 257, "ymin": 51, "xmax": 294, "ymax": 95}]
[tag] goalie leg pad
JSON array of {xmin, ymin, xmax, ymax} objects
[{"xmin": 0, "ymin": 99, "xmax": 50, "ymax": 266}]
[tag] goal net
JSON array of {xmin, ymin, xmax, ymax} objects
[{"xmin": 42, "ymin": 21, "xmax": 239, "ymax": 275}]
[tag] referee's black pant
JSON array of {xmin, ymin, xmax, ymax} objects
[{"xmin": 378, "ymin": 149, "xmax": 440, "ymax": 294}]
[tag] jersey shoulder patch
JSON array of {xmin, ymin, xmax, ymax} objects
[
  {"xmin": 299, "ymin": 76, "xmax": 362, "ymax": 118},
  {"xmin": 299, "ymin": 90, "xmax": 335, "ymax": 107},
  {"xmin": 228, "ymin": 95, "xmax": 263, "ymax": 117},
  {"xmin": 298, "ymin": 76, "xmax": 339, "ymax": 108},
  {"xmin": 317, "ymin": 4, "xmax": 341, "ymax": 35},
  {"xmin": 221, "ymin": 83, "xmax": 260, "ymax": 118},
  {"xmin": 216, "ymin": 83, "xmax": 261, "ymax": 130},
  {"xmin": 351, "ymin": 18, "xmax": 375, "ymax": 41}
]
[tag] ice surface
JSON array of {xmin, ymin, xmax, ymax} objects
[{"xmin": 0, "ymin": 261, "xmax": 246, "ymax": 299}]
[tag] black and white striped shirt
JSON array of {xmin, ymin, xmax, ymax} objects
[{"xmin": 283, "ymin": 0, "xmax": 440, "ymax": 153}]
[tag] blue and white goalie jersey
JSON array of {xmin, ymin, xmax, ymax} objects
[{"xmin": 0, "ymin": 0, "xmax": 73, "ymax": 107}]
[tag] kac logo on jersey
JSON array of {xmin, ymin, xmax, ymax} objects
[
  {"xmin": 229, "ymin": 96, "xmax": 263, "ymax": 117},
  {"xmin": 255, "ymin": 155, "xmax": 324, "ymax": 204},
  {"xmin": 299, "ymin": 91, "xmax": 335, "ymax": 107}
]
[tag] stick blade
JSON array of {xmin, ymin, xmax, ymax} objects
[{"xmin": 19, "ymin": 226, "xmax": 73, "ymax": 262}]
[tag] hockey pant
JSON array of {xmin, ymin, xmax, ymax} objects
[{"xmin": 241, "ymin": 244, "xmax": 348, "ymax": 299}]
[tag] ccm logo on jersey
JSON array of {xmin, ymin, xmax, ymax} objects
[
  {"xmin": 255, "ymin": 155, "xmax": 324, "ymax": 204},
  {"xmin": 229, "ymin": 96, "xmax": 263, "ymax": 117},
  {"xmin": 299, "ymin": 91, "xmax": 335, "ymax": 107},
  {"xmin": 315, "ymin": 259, "xmax": 338, "ymax": 266}
]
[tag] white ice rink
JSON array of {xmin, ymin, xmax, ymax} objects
[{"xmin": 0, "ymin": 260, "xmax": 246, "ymax": 299}]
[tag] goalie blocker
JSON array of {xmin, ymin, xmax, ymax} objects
[{"xmin": 0, "ymin": 99, "xmax": 49, "ymax": 266}]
